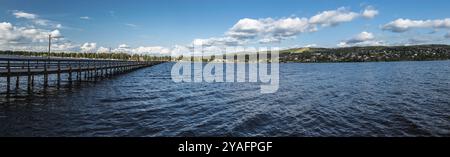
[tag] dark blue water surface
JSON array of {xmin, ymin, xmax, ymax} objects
[{"xmin": 1, "ymin": 61, "xmax": 449, "ymax": 136}]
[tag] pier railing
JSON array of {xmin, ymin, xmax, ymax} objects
[{"xmin": 0, "ymin": 56, "xmax": 162, "ymax": 94}]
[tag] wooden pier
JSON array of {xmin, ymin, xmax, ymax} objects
[{"xmin": 0, "ymin": 56, "xmax": 162, "ymax": 94}]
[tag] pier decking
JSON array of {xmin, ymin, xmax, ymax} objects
[{"xmin": 0, "ymin": 55, "xmax": 162, "ymax": 94}]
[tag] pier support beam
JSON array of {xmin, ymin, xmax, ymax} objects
[
  {"xmin": 57, "ymin": 61, "xmax": 61, "ymax": 87},
  {"xmin": 27, "ymin": 61, "xmax": 32, "ymax": 92},
  {"xmin": 68, "ymin": 65, "xmax": 72, "ymax": 83},
  {"xmin": 6, "ymin": 61, "xmax": 11, "ymax": 94},
  {"xmin": 78, "ymin": 61, "xmax": 82, "ymax": 82},
  {"xmin": 43, "ymin": 61, "xmax": 48, "ymax": 88},
  {"xmin": 15, "ymin": 76, "xmax": 19, "ymax": 90}
]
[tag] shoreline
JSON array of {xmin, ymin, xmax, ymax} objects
[{"xmin": 171, "ymin": 59, "xmax": 450, "ymax": 64}]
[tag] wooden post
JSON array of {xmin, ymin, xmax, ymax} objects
[
  {"xmin": 15, "ymin": 62, "xmax": 23, "ymax": 90},
  {"xmin": 94, "ymin": 61, "xmax": 97, "ymax": 80},
  {"xmin": 108, "ymin": 61, "xmax": 111, "ymax": 77},
  {"xmin": 91, "ymin": 62, "xmax": 93, "ymax": 79},
  {"xmin": 68, "ymin": 64, "xmax": 72, "ymax": 83},
  {"xmin": 117, "ymin": 62, "xmax": 119, "ymax": 74},
  {"xmin": 85, "ymin": 62, "xmax": 88, "ymax": 80},
  {"xmin": 89, "ymin": 62, "xmax": 92, "ymax": 79},
  {"xmin": 78, "ymin": 61, "xmax": 82, "ymax": 81},
  {"xmin": 110, "ymin": 61, "xmax": 113, "ymax": 76},
  {"xmin": 106, "ymin": 61, "xmax": 109, "ymax": 77},
  {"xmin": 113, "ymin": 62, "xmax": 116, "ymax": 75},
  {"xmin": 101, "ymin": 61, "xmax": 104, "ymax": 78},
  {"xmin": 57, "ymin": 61, "xmax": 61, "ymax": 87},
  {"xmin": 6, "ymin": 60, "xmax": 11, "ymax": 94},
  {"xmin": 118, "ymin": 62, "xmax": 121, "ymax": 73},
  {"xmin": 31, "ymin": 61, "xmax": 34, "ymax": 88},
  {"xmin": 44, "ymin": 60, "xmax": 48, "ymax": 88},
  {"xmin": 27, "ymin": 60, "xmax": 31, "ymax": 91}
]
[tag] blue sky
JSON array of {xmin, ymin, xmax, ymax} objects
[{"xmin": 1, "ymin": 0, "xmax": 450, "ymax": 55}]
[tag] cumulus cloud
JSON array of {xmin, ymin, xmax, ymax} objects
[
  {"xmin": 199, "ymin": 7, "xmax": 378, "ymax": 47},
  {"xmin": 133, "ymin": 46, "xmax": 171, "ymax": 55},
  {"xmin": 346, "ymin": 31, "xmax": 375, "ymax": 43},
  {"xmin": 0, "ymin": 22, "xmax": 63, "ymax": 45},
  {"xmin": 97, "ymin": 46, "xmax": 110, "ymax": 53},
  {"xmin": 263, "ymin": 17, "xmax": 314, "ymax": 43},
  {"xmin": 382, "ymin": 18, "xmax": 450, "ymax": 32},
  {"xmin": 170, "ymin": 45, "xmax": 191, "ymax": 56},
  {"xmin": 80, "ymin": 42, "xmax": 97, "ymax": 52},
  {"xmin": 52, "ymin": 42, "xmax": 78, "ymax": 51},
  {"xmin": 0, "ymin": 22, "xmax": 20, "ymax": 44},
  {"xmin": 362, "ymin": 7, "xmax": 379, "ymax": 19},
  {"xmin": 338, "ymin": 31, "xmax": 384, "ymax": 47},
  {"xmin": 227, "ymin": 18, "xmax": 266, "ymax": 39},
  {"xmin": 1, "ymin": 22, "xmax": 183, "ymax": 54},
  {"xmin": 309, "ymin": 7, "xmax": 361, "ymax": 27},
  {"xmin": 103, "ymin": 44, "xmax": 175, "ymax": 55}
]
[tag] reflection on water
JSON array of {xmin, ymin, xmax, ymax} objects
[{"xmin": 1, "ymin": 61, "xmax": 450, "ymax": 137}]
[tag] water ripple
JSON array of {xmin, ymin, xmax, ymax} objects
[{"xmin": 1, "ymin": 61, "xmax": 450, "ymax": 136}]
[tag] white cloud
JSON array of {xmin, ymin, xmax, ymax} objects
[
  {"xmin": 199, "ymin": 7, "xmax": 378, "ymax": 46},
  {"xmin": 80, "ymin": 16, "xmax": 90, "ymax": 20},
  {"xmin": 107, "ymin": 44, "xmax": 176, "ymax": 55},
  {"xmin": 0, "ymin": 22, "xmax": 63, "ymax": 45},
  {"xmin": 80, "ymin": 42, "xmax": 97, "ymax": 52},
  {"xmin": 338, "ymin": 31, "xmax": 384, "ymax": 47},
  {"xmin": 362, "ymin": 7, "xmax": 379, "ymax": 19},
  {"xmin": 170, "ymin": 45, "xmax": 191, "ymax": 56},
  {"xmin": 12, "ymin": 10, "xmax": 59, "ymax": 28},
  {"xmin": 259, "ymin": 36, "xmax": 282, "ymax": 44},
  {"xmin": 97, "ymin": 47, "xmax": 110, "ymax": 53},
  {"xmin": 52, "ymin": 42, "xmax": 78, "ymax": 51},
  {"xmin": 309, "ymin": 7, "xmax": 361, "ymax": 27},
  {"xmin": 0, "ymin": 22, "xmax": 194, "ymax": 55},
  {"xmin": 118, "ymin": 44, "xmax": 130, "ymax": 49},
  {"xmin": 49, "ymin": 30, "xmax": 62, "ymax": 38},
  {"xmin": 264, "ymin": 17, "xmax": 314, "ymax": 42},
  {"xmin": 0, "ymin": 22, "xmax": 19, "ymax": 44},
  {"xmin": 347, "ymin": 31, "xmax": 375, "ymax": 43},
  {"xmin": 382, "ymin": 18, "xmax": 450, "ymax": 32},
  {"xmin": 224, "ymin": 17, "xmax": 315, "ymax": 44},
  {"xmin": 192, "ymin": 37, "xmax": 243, "ymax": 47},
  {"xmin": 13, "ymin": 11, "xmax": 37, "ymax": 19},
  {"xmin": 227, "ymin": 18, "xmax": 265, "ymax": 39},
  {"xmin": 133, "ymin": 46, "xmax": 171, "ymax": 55},
  {"xmin": 304, "ymin": 44, "xmax": 318, "ymax": 48},
  {"xmin": 125, "ymin": 23, "xmax": 138, "ymax": 28},
  {"xmin": 235, "ymin": 7, "xmax": 377, "ymax": 45}
]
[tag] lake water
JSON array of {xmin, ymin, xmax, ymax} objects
[{"xmin": 1, "ymin": 61, "xmax": 449, "ymax": 136}]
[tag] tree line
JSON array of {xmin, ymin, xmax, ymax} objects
[{"xmin": 0, "ymin": 50, "xmax": 172, "ymax": 61}]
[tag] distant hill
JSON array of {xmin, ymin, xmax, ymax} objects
[{"xmin": 279, "ymin": 45, "xmax": 450, "ymax": 62}]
